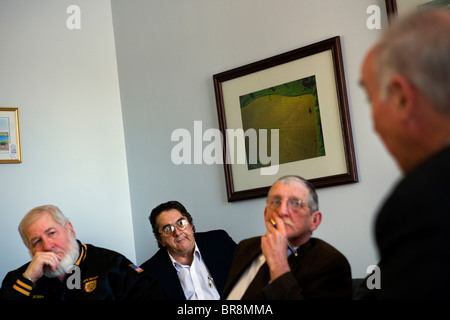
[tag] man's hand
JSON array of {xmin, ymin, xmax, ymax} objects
[
  {"xmin": 23, "ymin": 251, "xmax": 62, "ymax": 282},
  {"xmin": 261, "ymin": 216, "xmax": 291, "ymax": 281}
]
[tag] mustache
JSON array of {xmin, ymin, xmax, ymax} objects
[
  {"xmin": 50, "ymin": 249, "xmax": 65, "ymax": 256},
  {"xmin": 283, "ymin": 219, "xmax": 295, "ymax": 228}
]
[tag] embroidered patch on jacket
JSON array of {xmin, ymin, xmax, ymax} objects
[{"xmin": 84, "ymin": 279, "xmax": 97, "ymax": 293}]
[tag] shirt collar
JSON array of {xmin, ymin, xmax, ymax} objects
[
  {"xmin": 74, "ymin": 240, "xmax": 88, "ymax": 266},
  {"xmin": 168, "ymin": 242, "xmax": 201, "ymax": 269}
]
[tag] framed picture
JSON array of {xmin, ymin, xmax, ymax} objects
[
  {"xmin": 213, "ymin": 36, "xmax": 358, "ymax": 202},
  {"xmin": 0, "ymin": 107, "xmax": 22, "ymax": 163},
  {"xmin": 386, "ymin": 0, "xmax": 450, "ymax": 23}
]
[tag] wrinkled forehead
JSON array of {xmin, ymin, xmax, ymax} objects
[
  {"xmin": 24, "ymin": 212, "xmax": 62, "ymax": 241},
  {"xmin": 268, "ymin": 180, "xmax": 308, "ymax": 199}
]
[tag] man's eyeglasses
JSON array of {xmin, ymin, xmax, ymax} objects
[
  {"xmin": 159, "ymin": 219, "xmax": 190, "ymax": 237},
  {"xmin": 266, "ymin": 197, "xmax": 308, "ymax": 213}
]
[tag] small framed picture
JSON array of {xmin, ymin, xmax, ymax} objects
[{"xmin": 0, "ymin": 107, "xmax": 22, "ymax": 163}]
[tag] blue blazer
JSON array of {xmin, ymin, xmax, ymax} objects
[{"xmin": 140, "ymin": 229, "xmax": 236, "ymax": 300}]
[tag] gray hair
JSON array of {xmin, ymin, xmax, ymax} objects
[
  {"xmin": 268, "ymin": 175, "xmax": 319, "ymax": 213},
  {"xmin": 18, "ymin": 205, "xmax": 70, "ymax": 248},
  {"xmin": 374, "ymin": 8, "xmax": 450, "ymax": 115}
]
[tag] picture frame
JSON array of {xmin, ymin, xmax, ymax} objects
[
  {"xmin": 0, "ymin": 107, "xmax": 22, "ymax": 163},
  {"xmin": 386, "ymin": 0, "xmax": 450, "ymax": 23},
  {"xmin": 213, "ymin": 36, "xmax": 358, "ymax": 202}
]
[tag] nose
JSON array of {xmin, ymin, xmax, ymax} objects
[
  {"xmin": 42, "ymin": 236, "xmax": 54, "ymax": 251},
  {"xmin": 277, "ymin": 200, "xmax": 290, "ymax": 217},
  {"xmin": 172, "ymin": 226, "xmax": 182, "ymax": 237}
]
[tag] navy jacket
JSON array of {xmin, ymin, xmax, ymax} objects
[{"xmin": 140, "ymin": 229, "xmax": 236, "ymax": 300}]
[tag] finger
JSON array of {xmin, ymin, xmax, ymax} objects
[
  {"xmin": 26, "ymin": 252, "xmax": 59, "ymax": 280},
  {"xmin": 36, "ymin": 252, "xmax": 60, "ymax": 270},
  {"xmin": 47, "ymin": 254, "xmax": 61, "ymax": 271},
  {"xmin": 265, "ymin": 216, "xmax": 281, "ymax": 233},
  {"xmin": 264, "ymin": 218, "xmax": 274, "ymax": 232}
]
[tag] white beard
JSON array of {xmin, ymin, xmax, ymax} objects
[{"xmin": 42, "ymin": 234, "xmax": 80, "ymax": 278}]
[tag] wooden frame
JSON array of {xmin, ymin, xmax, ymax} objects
[
  {"xmin": 386, "ymin": 0, "xmax": 450, "ymax": 23},
  {"xmin": 213, "ymin": 36, "xmax": 358, "ymax": 202},
  {"xmin": 0, "ymin": 107, "xmax": 22, "ymax": 163}
]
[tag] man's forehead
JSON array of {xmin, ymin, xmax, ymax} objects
[
  {"xmin": 269, "ymin": 181, "xmax": 307, "ymax": 197},
  {"xmin": 157, "ymin": 209, "xmax": 183, "ymax": 223},
  {"xmin": 25, "ymin": 213, "xmax": 60, "ymax": 240},
  {"xmin": 28, "ymin": 212, "xmax": 58, "ymax": 227}
]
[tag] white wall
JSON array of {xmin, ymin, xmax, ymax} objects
[
  {"xmin": 0, "ymin": 0, "xmax": 402, "ymax": 283},
  {"xmin": 0, "ymin": 0, "xmax": 136, "ymax": 281},
  {"xmin": 111, "ymin": 0, "xmax": 401, "ymax": 278}
]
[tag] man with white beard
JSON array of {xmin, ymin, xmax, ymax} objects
[{"xmin": 0, "ymin": 205, "xmax": 164, "ymax": 300}]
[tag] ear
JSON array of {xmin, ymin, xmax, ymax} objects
[
  {"xmin": 157, "ymin": 237, "xmax": 166, "ymax": 248},
  {"xmin": 66, "ymin": 222, "xmax": 76, "ymax": 238},
  {"xmin": 388, "ymin": 75, "xmax": 417, "ymax": 123},
  {"xmin": 309, "ymin": 211, "xmax": 322, "ymax": 232}
]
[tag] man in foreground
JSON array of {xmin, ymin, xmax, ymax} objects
[{"xmin": 357, "ymin": 8, "xmax": 450, "ymax": 299}]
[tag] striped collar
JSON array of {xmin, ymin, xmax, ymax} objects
[{"xmin": 74, "ymin": 241, "xmax": 88, "ymax": 266}]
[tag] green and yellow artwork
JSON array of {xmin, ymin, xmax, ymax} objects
[{"xmin": 240, "ymin": 75, "xmax": 325, "ymax": 170}]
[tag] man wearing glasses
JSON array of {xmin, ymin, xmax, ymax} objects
[
  {"xmin": 222, "ymin": 175, "xmax": 352, "ymax": 299},
  {"xmin": 140, "ymin": 201, "xmax": 236, "ymax": 300}
]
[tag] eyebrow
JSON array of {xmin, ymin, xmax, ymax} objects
[
  {"xmin": 268, "ymin": 196, "xmax": 301, "ymax": 201},
  {"xmin": 28, "ymin": 227, "xmax": 57, "ymax": 244}
]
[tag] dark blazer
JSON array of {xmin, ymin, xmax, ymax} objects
[
  {"xmin": 356, "ymin": 146, "xmax": 450, "ymax": 299},
  {"xmin": 222, "ymin": 237, "xmax": 352, "ymax": 300},
  {"xmin": 140, "ymin": 229, "xmax": 236, "ymax": 300}
]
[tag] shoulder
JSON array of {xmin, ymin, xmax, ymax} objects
[
  {"xmin": 375, "ymin": 147, "xmax": 450, "ymax": 255},
  {"xmin": 238, "ymin": 236, "xmax": 261, "ymax": 246},
  {"xmin": 376, "ymin": 146, "xmax": 450, "ymax": 234},
  {"xmin": 310, "ymin": 238, "xmax": 343, "ymax": 253},
  {"xmin": 81, "ymin": 243, "xmax": 136, "ymax": 270},
  {"xmin": 307, "ymin": 238, "xmax": 350, "ymax": 265},
  {"xmin": 195, "ymin": 230, "xmax": 237, "ymax": 254},
  {"xmin": 140, "ymin": 248, "xmax": 170, "ymax": 271},
  {"xmin": 195, "ymin": 229, "xmax": 230, "ymax": 240},
  {"xmin": 84, "ymin": 243, "xmax": 127, "ymax": 259},
  {"xmin": 235, "ymin": 236, "xmax": 261, "ymax": 253},
  {"xmin": 196, "ymin": 230, "xmax": 236, "ymax": 247},
  {"xmin": 394, "ymin": 146, "xmax": 450, "ymax": 194}
]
